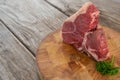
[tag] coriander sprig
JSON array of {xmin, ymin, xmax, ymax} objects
[{"xmin": 96, "ymin": 56, "xmax": 120, "ymax": 75}]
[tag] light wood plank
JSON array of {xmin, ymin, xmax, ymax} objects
[
  {"xmin": 46, "ymin": 0, "xmax": 120, "ymax": 31},
  {"xmin": 0, "ymin": 0, "xmax": 67, "ymax": 54},
  {"xmin": 0, "ymin": 21, "xmax": 40, "ymax": 80}
]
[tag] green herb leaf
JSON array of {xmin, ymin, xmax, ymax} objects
[{"xmin": 96, "ymin": 56, "xmax": 120, "ymax": 75}]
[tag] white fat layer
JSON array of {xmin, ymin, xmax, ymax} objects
[
  {"xmin": 87, "ymin": 46, "xmax": 109, "ymax": 61},
  {"xmin": 87, "ymin": 47, "xmax": 99, "ymax": 61},
  {"xmin": 103, "ymin": 47, "xmax": 108, "ymax": 51},
  {"xmin": 82, "ymin": 32, "xmax": 90, "ymax": 47},
  {"xmin": 60, "ymin": 29, "xmax": 63, "ymax": 41},
  {"xmin": 78, "ymin": 47, "xmax": 83, "ymax": 51},
  {"xmin": 70, "ymin": 41, "xmax": 80, "ymax": 44},
  {"xmin": 65, "ymin": 2, "xmax": 93, "ymax": 22},
  {"xmin": 77, "ymin": 32, "xmax": 90, "ymax": 52},
  {"xmin": 90, "ymin": 11, "xmax": 100, "ymax": 24},
  {"xmin": 88, "ymin": 47, "xmax": 96, "ymax": 52}
]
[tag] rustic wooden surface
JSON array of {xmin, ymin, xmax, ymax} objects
[
  {"xmin": 0, "ymin": 0, "xmax": 120, "ymax": 80},
  {"xmin": 0, "ymin": 0, "xmax": 67, "ymax": 54},
  {"xmin": 0, "ymin": 22, "xmax": 40, "ymax": 80},
  {"xmin": 37, "ymin": 26, "xmax": 120, "ymax": 80}
]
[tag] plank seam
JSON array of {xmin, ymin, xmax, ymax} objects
[
  {"xmin": 44, "ymin": 0, "xmax": 70, "ymax": 17},
  {"xmin": 0, "ymin": 19, "xmax": 35, "ymax": 57}
]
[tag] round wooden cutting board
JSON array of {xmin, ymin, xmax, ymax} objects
[{"xmin": 36, "ymin": 26, "xmax": 120, "ymax": 80}]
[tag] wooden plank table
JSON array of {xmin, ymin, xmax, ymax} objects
[{"xmin": 0, "ymin": 0, "xmax": 120, "ymax": 80}]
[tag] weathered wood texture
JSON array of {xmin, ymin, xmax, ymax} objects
[
  {"xmin": 0, "ymin": 21, "xmax": 40, "ymax": 80},
  {"xmin": 46, "ymin": 0, "xmax": 120, "ymax": 31},
  {"xmin": 0, "ymin": 0, "xmax": 67, "ymax": 54},
  {"xmin": 37, "ymin": 26, "xmax": 120, "ymax": 80}
]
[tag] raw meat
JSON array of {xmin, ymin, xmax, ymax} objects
[
  {"xmin": 61, "ymin": 2, "xmax": 109, "ymax": 61},
  {"xmin": 85, "ymin": 29, "xmax": 109, "ymax": 61},
  {"xmin": 62, "ymin": 2, "xmax": 99, "ymax": 50}
]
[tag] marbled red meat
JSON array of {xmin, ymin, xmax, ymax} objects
[
  {"xmin": 61, "ymin": 2, "xmax": 109, "ymax": 61},
  {"xmin": 85, "ymin": 29, "xmax": 109, "ymax": 61}
]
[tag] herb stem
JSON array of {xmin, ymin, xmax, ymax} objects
[{"xmin": 111, "ymin": 55, "xmax": 114, "ymax": 66}]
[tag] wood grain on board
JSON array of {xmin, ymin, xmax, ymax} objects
[
  {"xmin": 0, "ymin": 0, "xmax": 67, "ymax": 54},
  {"xmin": 46, "ymin": 0, "xmax": 120, "ymax": 31},
  {"xmin": 0, "ymin": 21, "xmax": 40, "ymax": 80},
  {"xmin": 37, "ymin": 26, "xmax": 120, "ymax": 80}
]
